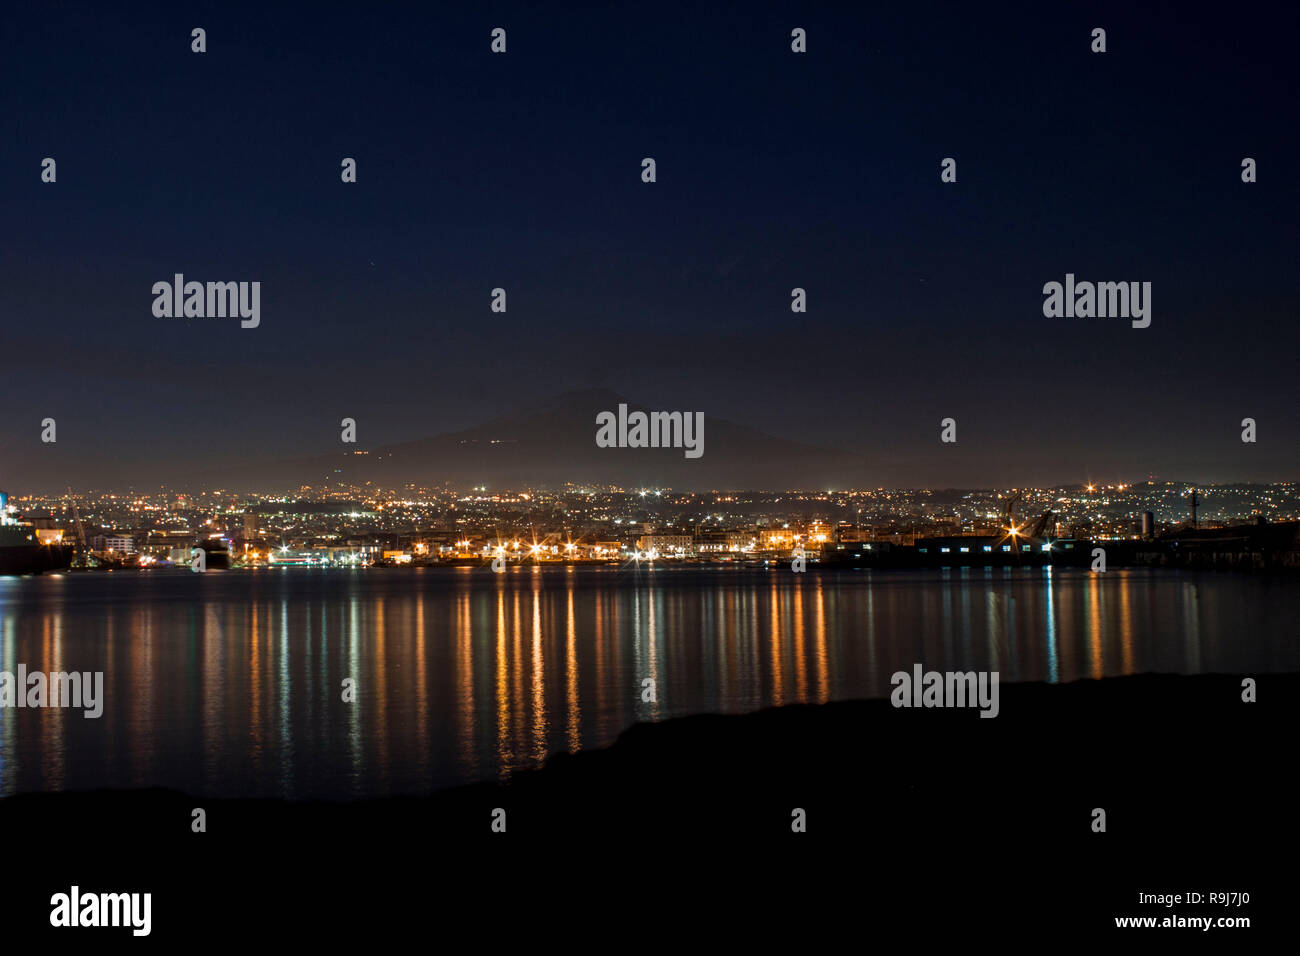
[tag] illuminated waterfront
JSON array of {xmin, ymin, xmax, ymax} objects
[{"xmin": 1, "ymin": 566, "xmax": 1296, "ymax": 799}]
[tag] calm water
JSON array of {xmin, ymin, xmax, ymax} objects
[{"xmin": 0, "ymin": 566, "xmax": 1296, "ymax": 799}]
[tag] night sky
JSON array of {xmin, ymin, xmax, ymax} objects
[{"xmin": 3, "ymin": 0, "xmax": 1298, "ymax": 490}]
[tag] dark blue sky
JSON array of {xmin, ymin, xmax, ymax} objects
[{"xmin": 3, "ymin": 0, "xmax": 1298, "ymax": 490}]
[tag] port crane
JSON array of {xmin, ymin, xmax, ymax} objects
[
  {"xmin": 1026, "ymin": 509, "xmax": 1055, "ymax": 539},
  {"xmin": 66, "ymin": 488, "xmax": 90, "ymax": 558},
  {"xmin": 1003, "ymin": 492, "xmax": 1053, "ymax": 540}
]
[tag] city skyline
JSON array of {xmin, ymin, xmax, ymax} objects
[{"xmin": 12, "ymin": 476, "xmax": 1297, "ymax": 554}]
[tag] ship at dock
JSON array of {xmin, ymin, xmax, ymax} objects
[
  {"xmin": 0, "ymin": 491, "xmax": 74, "ymax": 575},
  {"xmin": 818, "ymin": 496, "xmax": 1089, "ymax": 569}
]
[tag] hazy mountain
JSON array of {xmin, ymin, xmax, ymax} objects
[{"xmin": 174, "ymin": 389, "xmax": 872, "ymax": 492}]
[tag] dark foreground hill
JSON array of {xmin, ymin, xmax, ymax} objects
[{"xmin": 5, "ymin": 672, "xmax": 1291, "ymax": 944}]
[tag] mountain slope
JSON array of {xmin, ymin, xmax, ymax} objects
[{"xmin": 177, "ymin": 389, "xmax": 872, "ymax": 491}]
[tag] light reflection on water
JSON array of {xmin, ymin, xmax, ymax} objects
[{"xmin": 0, "ymin": 566, "xmax": 1295, "ymax": 799}]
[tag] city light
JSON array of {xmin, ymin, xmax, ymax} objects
[{"xmin": 7, "ymin": 480, "xmax": 1295, "ymax": 573}]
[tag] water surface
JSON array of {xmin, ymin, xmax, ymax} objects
[{"xmin": 0, "ymin": 566, "xmax": 1295, "ymax": 798}]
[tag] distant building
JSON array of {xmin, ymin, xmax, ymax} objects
[
  {"xmin": 730, "ymin": 530, "xmax": 755, "ymax": 546},
  {"xmin": 695, "ymin": 531, "xmax": 727, "ymax": 552},
  {"xmin": 636, "ymin": 534, "xmax": 694, "ymax": 555},
  {"xmin": 144, "ymin": 531, "xmax": 195, "ymax": 557},
  {"xmin": 104, "ymin": 535, "xmax": 136, "ymax": 554},
  {"xmin": 761, "ymin": 528, "xmax": 797, "ymax": 550}
]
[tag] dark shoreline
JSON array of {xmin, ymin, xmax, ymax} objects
[{"xmin": 4, "ymin": 672, "xmax": 1292, "ymax": 941}]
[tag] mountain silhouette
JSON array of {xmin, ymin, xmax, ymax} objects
[{"xmin": 176, "ymin": 389, "xmax": 871, "ymax": 491}]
